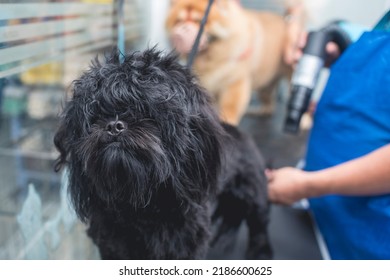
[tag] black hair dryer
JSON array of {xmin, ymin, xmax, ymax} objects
[{"xmin": 284, "ymin": 22, "xmax": 352, "ymax": 134}]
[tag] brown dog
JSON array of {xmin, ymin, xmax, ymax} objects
[{"xmin": 166, "ymin": 0, "xmax": 305, "ymax": 125}]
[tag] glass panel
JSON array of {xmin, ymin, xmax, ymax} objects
[{"xmin": 0, "ymin": 0, "xmax": 146, "ymax": 259}]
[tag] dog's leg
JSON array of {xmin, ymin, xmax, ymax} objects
[
  {"xmin": 245, "ymin": 203, "xmax": 272, "ymax": 260},
  {"xmin": 219, "ymin": 78, "xmax": 251, "ymax": 126},
  {"xmin": 211, "ymin": 191, "xmax": 247, "ymax": 251}
]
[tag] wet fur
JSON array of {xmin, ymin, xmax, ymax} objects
[{"xmin": 54, "ymin": 49, "xmax": 271, "ymax": 259}]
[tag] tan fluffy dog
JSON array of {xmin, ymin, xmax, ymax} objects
[{"xmin": 166, "ymin": 0, "xmax": 304, "ymax": 125}]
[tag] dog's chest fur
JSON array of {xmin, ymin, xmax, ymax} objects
[{"xmin": 87, "ymin": 192, "xmax": 211, "ymax": 259}]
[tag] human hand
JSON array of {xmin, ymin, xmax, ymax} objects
[
  {"xmin": 266, "ymin": 167, "xmax": 310, "ymax": 205},
  {"xmin": 285, "ymin": 30, "xmax": 341, "ymax": 68},
  {"xmin": 283, "ymin": 2, "xmax": 341, "ymax": 68}
]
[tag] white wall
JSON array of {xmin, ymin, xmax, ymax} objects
[
  {"xmin": 144, "ymin": 0, "xmax": 171, "ymax": 51},
  {"xmin": 304, "ymin": 0, "xmax": 390, "ymax": 29},
  {"xmin": 241, "ymin": 0, "xmax": 390, "ymax": 29}
]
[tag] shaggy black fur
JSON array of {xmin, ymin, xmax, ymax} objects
[{"xmin": 54, "ymin": 49, "xmax": 271, "ymax": 259}]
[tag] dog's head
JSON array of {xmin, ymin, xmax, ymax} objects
[
  {"xmin": 54, "ymin": 49, "xmax": 224, "ymax": 219},
  {"xmin": 166, "ymin": 0, "xmax": 242, "ymax": 56}
]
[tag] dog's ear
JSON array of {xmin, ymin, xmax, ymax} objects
[{"xmin": 186, "ymin": 84, "xmax": 226, "ymax": 194}]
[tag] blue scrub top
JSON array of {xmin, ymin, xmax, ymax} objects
[{"xmin": 305, "ymin": 31, "xmax": 390, "ymax": 259}]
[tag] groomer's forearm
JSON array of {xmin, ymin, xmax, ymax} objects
[{"xmin": 305, "ymin": 144, "xmax": 390, "ymax": 197}]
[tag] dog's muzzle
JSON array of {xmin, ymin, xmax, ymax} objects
[{"xmin": 105, "ymin": 120, "xmax": 127, "ymax": 136}]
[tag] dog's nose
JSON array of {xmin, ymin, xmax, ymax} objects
[{"xmin": 106, "ymin": 120, "xmax": 127, "ymax": 135}]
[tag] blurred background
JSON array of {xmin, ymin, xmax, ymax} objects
[{"xmin": 0, "ymin": 0, "xmax": 388, "ymax": 259}]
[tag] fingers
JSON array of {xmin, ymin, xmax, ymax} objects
[
  {"xmin": 266, "ymin": 169, "xmax": 286, "ymax": 204},
  {"xmin": 266, "ymin": 168, "xmax": 299, "ymax": 205},
  {"xmin": 326, "ymin": 41, "xmax": 340, "ymax": 56},
  {"xmin": 324, "ymin": 42, "xmax": 341, "ymax": 66}
]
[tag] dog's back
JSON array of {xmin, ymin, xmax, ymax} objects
[
  {"xmin": 166, "ymin": 0, "xmax": 296, "ymax": 124},
  {"xmin": 249, "ymin": 11, "xmax": 291, "ymax": 89}
]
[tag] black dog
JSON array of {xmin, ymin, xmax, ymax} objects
[{"xmin": 54, "ymin": 49, "xmax": 271, "ymax": 259}]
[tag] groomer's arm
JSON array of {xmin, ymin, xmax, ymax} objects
[{"xmin": 267, "ymin": 144, "xmax": 390, "ymax": 205}]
